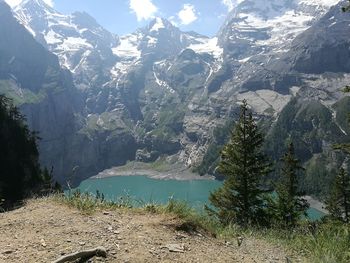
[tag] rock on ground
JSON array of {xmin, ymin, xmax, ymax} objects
[{"xmin": 0, "ymin": 198, "xmax": 299, "ymax": 262}]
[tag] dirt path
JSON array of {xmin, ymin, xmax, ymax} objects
[{"xmin": 0, "ymin": 198, "xmax": 300, "ymax": 263}]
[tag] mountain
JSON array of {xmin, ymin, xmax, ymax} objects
[
  {"xmin": 0, "ymin": 0, "xmax": 82, "ymax": 182},
  {"xmin": 12, "ymin": 0, "xmax": 225, "ymax": 173},
  {"xmin": 195, "ymin": 0, "xmax": 350, "ymax": 196},
  {"xmin": 14, "ymin": 0, "xmax": 119, "ymax": 91},
  {"xmin": 5, "ymin": 0, "xmax": 350, "ymax": 195},
  {"xmin": 218, "ymin": 0, "xmax": 339, "ymax": 59}
]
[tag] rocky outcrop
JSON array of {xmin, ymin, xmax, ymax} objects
[{"xmin": 2, "ymin": 0, "xmax": 350, "ymax": 194}]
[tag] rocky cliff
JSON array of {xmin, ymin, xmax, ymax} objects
[{"xmin": 2, "ymin": 0, "xmax": 350, "ymax": 193}]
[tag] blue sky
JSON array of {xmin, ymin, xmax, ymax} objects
[
  {"xmin": 55, "ymin": 0, "xmax": 234, "ymax": 36},
  {"xmin": 6, "ymin": 0, "xmax": 237, "ymax": 36}
]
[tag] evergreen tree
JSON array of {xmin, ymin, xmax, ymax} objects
[
  {"xmin": 326, "ymin": 167, "xmax": 350, "ymax": 223},
  {"xmin": 270, "ymin": 143, "xmax": 309, "ymax": 227},
  {"xmin": 0, "ymin": 95, "xmax": 48, "ymax": 207},
  {"xmin": 207, "ymin": 100, "xmax": 271, "ymax": 226}
]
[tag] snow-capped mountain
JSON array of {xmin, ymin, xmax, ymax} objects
[
  {"xmin": 209, "ymin": 0, "xmax": 342, "ymax": 116},
  {"xmin": 13, "ymin": 1, "xmax": 223, "ymax": 118},
  {"xmin": 0, "ymin": 0, "xmax": 84, "ymax": 183},
  {"xmin": 13, "ymin": 1, "xmax": 222, "ymax": 89},
  {"xmin": 4, "ymin": 0, "xmax": 350, "ymax": 194},
  {"xmin": 110, "ymin": 17, "xmax": 222, "ymax": 83},
  {"xmin": 218, "ymin": 0, "xmax": 339, "ymax": 59},
  {"xmin": 14, "ymin": 0, "xmax": 119, "ymax": 90}
]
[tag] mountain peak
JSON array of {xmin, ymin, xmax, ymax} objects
[
  {"xmin": 71, "ymin": 11, "xmax": 100, "ymax": 29},
  {"xmin": 148, "ymin": 17, "xmax": 176, "ymax": 32},
  {"xmin": 15, "ymin": 0, "xmax": 56, "ymax": 13}
]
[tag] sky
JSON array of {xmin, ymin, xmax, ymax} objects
[{"xmin": 5, "ymin": 0, "xmax": 238, "ymax": 36}]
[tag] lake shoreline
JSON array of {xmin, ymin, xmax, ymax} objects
[
  {"xmin": 304, "ymin": 196, "xmax": 328, "ymax": 214},
  {"xmin": 90, "ymin": 166, "xmax": 327, "ymax": 215},
  {"xmin": 91, "ymin": 167, "xmax": 215, "ymax": 181}
]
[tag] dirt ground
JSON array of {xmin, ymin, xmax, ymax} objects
[{"xmin": 0, "ymin": 198, "xmax": 302, "ymax": 263}]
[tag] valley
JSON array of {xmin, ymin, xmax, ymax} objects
[
  {"xmin": 1, "ymin": 1, "xmax": 350, "ymax": 262},
  {"xmin": 1, "ymin": 0, "xmax": 350, "ymax": 195}
]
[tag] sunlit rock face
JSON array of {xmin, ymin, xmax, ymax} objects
[{"xmin": 3, "ymin": 0, "xmax": 350, "ymax": 192}]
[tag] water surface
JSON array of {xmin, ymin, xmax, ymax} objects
[{"xmin": 76, "ymin": 175, "xmax": 324, "ymax": 220}]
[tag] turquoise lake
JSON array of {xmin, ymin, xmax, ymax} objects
[{"xmin": 76, "ymin": 175, "xmax": 324, "ymax": 220}]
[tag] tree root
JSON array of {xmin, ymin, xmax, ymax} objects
[{"xmin": 52, "ymin": 246, "xmax": 107, "ymax": 263}]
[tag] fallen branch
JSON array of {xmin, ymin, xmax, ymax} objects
[{"xmin": 52, "ymin": 246, "xmax": 107, "ymax": 263}]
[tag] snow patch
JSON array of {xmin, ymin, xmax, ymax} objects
[
  {"xmin": 330, "ymin": 107, "xmax": 347, "ymax": 135},
  {"xmin": 298, "ymin": 0, "xmax": 339, "ymax": 8},
  {"xmin": 112, "ymin": 34, "xmax": 141, "ymax": 59},
  {"xmin": 188, "ymin": 37, "xmax": 223, "ymax": 59},
  {"xmin": 290, "ymin": 86, "xmax": 301, "ymax": 97},
  {"xmin": 60, "ymin": 37, "xmax": 93, "ymax": 51},
  {"xmin": 238, "ymin": 56, "xmax": 252, "ymax": 63},
  {"xmin": 153, "ymin": 67, "xmax": 175, "ymax": 94},
  {"xmin": 45, "ymin": 29, "xmax": 62, "ymax": 45},
  {"xmin": 150, "ymin": 17, "xmax": 165, "ymax": 32}
]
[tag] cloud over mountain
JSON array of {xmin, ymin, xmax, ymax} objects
[
  {"xmin": 178, "ymin": 4, "xmax": 198, "ymax": 25},
  {"xmin": 129, "ymin": 0, "xmax": 158, "ymax": 21}
]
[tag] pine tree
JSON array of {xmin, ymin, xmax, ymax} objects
[
  {"xmin": 270, "ymin": 143, "xmax": 309, "ymax": 227},
  {"xmin": 0, "ymin": 95, "xmax": 47, "ymax": 206},
  {"xmin": 326, "ymin": 167, "xmax": 350, "ymax": 223},
  {"xmin": 208, "ymin": 100, "xmax": 271, "ymax": 226}
]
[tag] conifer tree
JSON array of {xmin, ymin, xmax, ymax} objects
[
  {"xmin": 326, "ymin": 167, "xmax": 350, "ymax": 223},
  {"xmin": 208, "ymin": 100, "xmax": 271, "ymax": 226},
  {"xmin": 270, "ymin": 143, "xmax": 309, "ymax": 227},
  {"xmin": 0, "ymin": 95, "xmax": 48, "ymax": 206}
]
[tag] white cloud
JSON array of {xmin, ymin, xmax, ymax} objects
[
  {"xmin": 129, "ymin": 0, "xmax": 158, "ymax": 21},
  {"xmin": 177, "ymin": 4, "xmax": 198, "ymax": 25},
  {"xmin": 5, "ymin": 0, "xmax": 54, "ymax": 7},
  {"xmin": 221, "ymin": 0, "xmax": 241, "ymax": 12},
  {"xmin": 221, "ymin": 0, "xmax": 234, "ymax": 11}
]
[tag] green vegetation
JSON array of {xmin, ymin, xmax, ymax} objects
[
  {"xmin": 266, "ymin": 99, "xmax": 347, "ymax": 197},
  {"xmin": 326, "ymin": 83, "xmax": 350, "ymax": 223},
  {"xmin": 207, "ymin": 100, "xmax": 272, "ymax": 226},
  {"xmin": 195, "ymin": 119, "xmax": 233, "ymax": 175},
  {"xmin": 269, "ymin": 143, "xmax": 309, "ymax": 227},
  {"xmin": 0, "ymin": 95, "xmax": 55, "ymax": 209},
  {"xmin": 0, "ymin": 80, "xmax": 46, "ymax": 105},
  {"xmin": 150, "ymin": 105, "xmax": 185, "ymax": 140},
  {"xmin": 326, "ymin": 168, "xmax": 350, "ymax": 223},
  {"xmin": 54, "ymin": 192, "xmax": 350, "ymax": 262},
  {"xmin": 54, "ymin": 190, "xmax": 133, "ymax": 214},
  {"xmin": 303, "ymin": 154, "xmax": 340, "ymax": 197},
  {"xmin": 196, "ymin": 98, "xmax": 350, "ymax": 198},
  {"xmin": 260, "ymin": 221, "xmax": 350, "ymax": 263},
  {"xmin": 333, "ymin": 96, "xmax": 350, "ymax": 154}
]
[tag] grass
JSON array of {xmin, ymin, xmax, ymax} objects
[
  {"xmin": 53, "ymin": 189, "xmax": 133, "ymax": 214},
  {"xmin": 257, "ymin": 221, "xmax": 350, "ymax": 263},
  {"xmin": 53, "ymin": 191, "xmax": 350, "ymax": 262},
  {"xmin": 0, "ymin": 80, "xmax": 46, "ymax": 105}
]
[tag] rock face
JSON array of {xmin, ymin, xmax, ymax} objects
[
  {"xmin": 0, "ymin": 0, "xmax": 81, "ymax": 182},
  {"xmin": 0, "ymin": 1, "xmax": 137, "ymax": 184},
  {"xmin": 1, "ymin": 0, "xmax": 350, "ymax": 193}
]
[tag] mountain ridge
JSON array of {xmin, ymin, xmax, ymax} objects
[{"xmin": 2, "ymin": 0, "xmax": 349, "ymax": 194}]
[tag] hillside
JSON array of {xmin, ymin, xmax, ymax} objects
[
  {"xmin": 0, "ymin": 0, "xmax": 349, "ymax": 197},
  {"xmin": 0, "ymin": 198, "xmax": 298, "ymax": 263}
]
